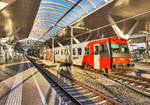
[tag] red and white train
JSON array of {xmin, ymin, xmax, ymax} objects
[{"xmin": 38, "ymin": 37, "xmax": 134, "ymax": 73}]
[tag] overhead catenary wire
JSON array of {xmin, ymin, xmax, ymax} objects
[
  {"xmin": 55, "ymin": 9, "xmax": 150, "ymax": 42},
  {"xmin": 75, "ymin": 9, "xmax": 150, "ymax": 38}
]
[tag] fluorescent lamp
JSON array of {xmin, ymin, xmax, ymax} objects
[{"xmin": 0, "ymin": 2, "xmax": 8, "ymax": 10}]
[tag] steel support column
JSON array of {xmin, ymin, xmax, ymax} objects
[
  {"xmin": 52, "ymin": 37, "xmax": 55, "ymax": 63},
  {"xmin": 56, "ymin": 39, "xmax": 63, "ymax": 47},
  {"xmin": 127, "ymin": 21, "xmax": 140, "ymax": 35},
  {"xmin": 70, "ymin": 27, "xmax": 73, "ymax": 66},
  {"xmin": 108, "ymin": 15, "xmax": 124, "ymax": 38},
  {"xmin": 73, "ymin": 38, "xmax": 80, "ymax": 44}
]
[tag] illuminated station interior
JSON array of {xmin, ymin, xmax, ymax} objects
[{"xmin": 0, "ymin": 0, "xmax": 150, "ymax": 105}]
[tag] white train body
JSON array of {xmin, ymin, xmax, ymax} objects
[{"xmin": 55, "ymin": 41, "xmax": 88, "ymax": 66}]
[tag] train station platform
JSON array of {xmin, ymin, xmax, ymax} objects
[
  {"xmin": 123, "ymin": 62, "xmax": 150, "ymax": 80},
  {"xmin": 0, "ymin": 57, "xmax": 65, "ymax": 105}
]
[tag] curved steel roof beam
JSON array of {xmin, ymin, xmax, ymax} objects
[
  {"xmin": 39, "ymin": 7, "xmax": 76, "ymax": 19},
  {"xmin": 36, "ymin": 18, "xmax": 66, "ymax": 25},
  {"xmin": 36, "ymin": 18, "xmax": 57, "ymax": 22},
  {"xmin": 39, "ymin": 7, "xmax": 65, "ymax": 13},
  {"xmin": 35, "ymin": 20, "xmax": 55, "ymax": 25},
  {"xmin": 37, "ymin": 15, "xmax": 59, "ymax": 20},
  {"xmin": 50, "ymin": 29, "xmax": 59, "ymax": 35},
  {"xmin": 63, "ymin": 0, "xmax": 88, "ymax": 13},
  {"xmin": 41, "ymin": 1, "xmax": 82, "ymax": 17},
  {"xmin": 35, "ymin": 20, "xmax": 66, "ymax": 26},
  {"xmin": 34, "ymin": 23, "xmax": 52, "ymax": 28},
  {"xmin": 36, "ymin": 15, "xmax": 67, "ymax": 25},
  {"xmin": 38, "ymin": 11, "xmax": 62, "ymax": 17},
  {"xmin": 86, "ymin": 0, "xmax": 96, "ymax": 8},
  {"xmin": 37, "ymin": 11, "xmax": 72, "ymax": 22}
]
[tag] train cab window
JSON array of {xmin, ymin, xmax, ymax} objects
[
  {"xmin": 121, "ymin": 44, "xmax": 129, "ymax": 53},
  {"xmin": 85, "ymin": 47, "xmax": 90, "ymax": 55},
  {"xmin": 94, "ymin": 45, "xmax": 99, "ymax": 55},
  {"xmin": 77, "ymin": 48, "xmax": 82, "ymax": 55},
  {"xmin": 73, "ymin": 48, "xmax": 76, "ymax": 55}
]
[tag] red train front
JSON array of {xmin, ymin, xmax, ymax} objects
[{"xmin": 82, "ymin": 37, "xmax": 134, "ymax": 73}]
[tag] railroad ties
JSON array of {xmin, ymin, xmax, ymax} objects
[{"xmin": 109, "ymin": 73, "xmax": 150, "ymax": 97}]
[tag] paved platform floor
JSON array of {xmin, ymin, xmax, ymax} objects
[
  {"xmin": 124, "ymin": 62, "xmax": 150, "ymax": 79},
  {"xmin": 0, "ymin": 57, "xmax": 65, "ymax": 105}
]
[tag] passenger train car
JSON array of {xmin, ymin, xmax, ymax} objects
[
  {"xmin": 31, "ymin": 37, "xmax": 133, "ymax": 73},
  {"xmin": 53, "ymin": 37, "xmax": 133, "ymax": 73}
]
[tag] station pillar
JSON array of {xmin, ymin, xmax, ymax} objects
[
  {"xmin": 70, "ymin": 27, "xmax": 73, "ymax": 67},
  {"xmin": 52, "ymin": 37, "xmax": 55, "ymax": 63}
]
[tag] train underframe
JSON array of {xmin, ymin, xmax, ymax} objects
[{"xmin": 82, "ymin": 63, "xmax": 134, "ymax": 74}]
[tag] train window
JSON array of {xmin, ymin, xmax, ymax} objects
[
  {"xmin": 61, "ymin": 49, "xmax": 63, "ymax": 55},
  {"xmin": 100, "ymin": 44, "xmax": 104, "ymax": 53},
  {"xmin": 85, "ymin": 47, "xmax": 90, "ymax": 55},
  {"xmin": 65, "ymin": 49, "xmax": 68, "ymax": 55},
  {"xmin": 66, "ymin": 49, "xmax": 69, "ymax": 55},
  {"xmin": 58, "ymin": 50, "xmax": 59, "ymax": 54},
  {"xmin": 94, "ymin": 45, "xmax": 99, "ymax": 55},
  {"xmin": 77, "ymin": 48, "xmax": 82, "ymax": 55},
  {"xmin": 55, "ymin": 50, "xmax": 57, "ymax": 55},
  {"xmin": 64, "ymin": 49, "xmax": 66, "ymax": 55},
  {"xmin": 100, "ymin": 43, "xmax": 109, "ymax": 57},
  {"xmin": 73, "ymin": 48, "xmax": 76, "ymax": 55}
]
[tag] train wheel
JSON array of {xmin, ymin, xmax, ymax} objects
[
  {"xmin": 88, "ymin": 65, "xmax": 93, "ymax": 70},
  {"xmin": 82, "ymin": 64, "xmax": 84, "ymax": 70},
  {"xmin": 84, "ymin": 63, "xmax": 88, "ymax": 69},
  {"xmin": 105, "ymin": 68, "xmax": 108, "ymax": 74}
]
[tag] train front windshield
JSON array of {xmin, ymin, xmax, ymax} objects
[{"xmin": 111, "ymin": 43, "xmax": 129, "ymax": 57}]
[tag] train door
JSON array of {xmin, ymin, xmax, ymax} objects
[
  {"xmin": 100, "ymin": 43, "xmax": 111, "ymax": 68},
  {"xmin": 94, "ymin": 44, "xmax": 100, "ymax": 69}
]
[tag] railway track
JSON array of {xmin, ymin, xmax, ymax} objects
[
  {"xmin": 28, "ymin": 58, "xmax": 123, "ymax": 105},
  {"xmin": 73, "ymin": 65, "xmax": 150, "ymax": 98},
  {"xmin": 108, "ymin": 73, "xmax": 150, "ymax": 97}
]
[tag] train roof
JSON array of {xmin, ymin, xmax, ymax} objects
[{"xmin": 54, "ymin": 36, "xmax": 125, "ymax": 49}]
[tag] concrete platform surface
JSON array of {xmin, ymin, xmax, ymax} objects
[
  {"xmin": 125, "ymin": 62, "xmax": 150, "ymax": 79},
  {"xmin": 0, "ymin": 57, "xmax": 65, "ymax": 105}
]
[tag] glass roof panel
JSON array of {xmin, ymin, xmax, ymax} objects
[
  {"xmin": 79, "ymin": 0, "xmax": 94, "ymax": 12},
  {"xmin": 29, "ymin": 0, "xmax": 114, "ymax": 41}
]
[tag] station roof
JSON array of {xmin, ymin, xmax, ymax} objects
[
  {"xmin": 29, "ymin": 0, "xmax": 113, "ymax": 41},
  {"xmin": 0, "ymin": 0, "xmax": 41, "ymax": 45}
]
